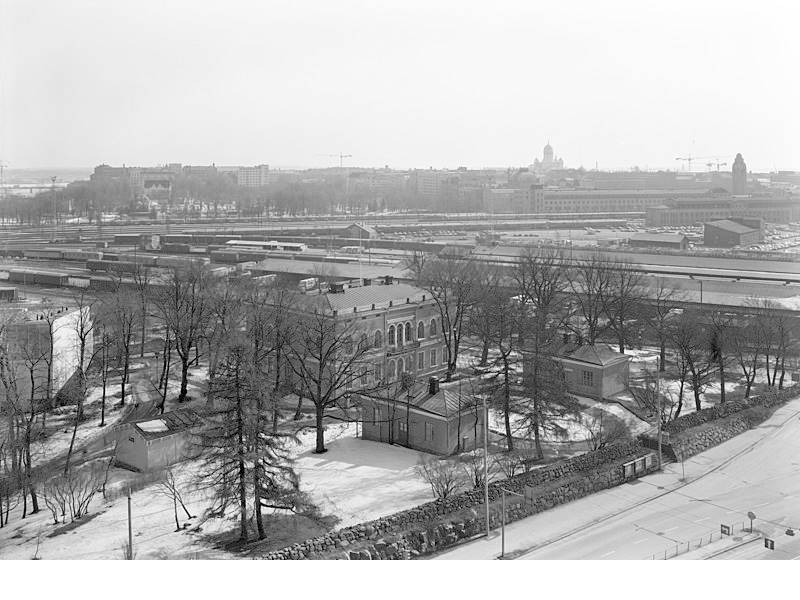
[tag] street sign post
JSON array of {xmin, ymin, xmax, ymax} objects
[
  {"xmin": 747, "ymin": 511, "xmax": 756, "ymax": 533},
  {"xmin": 764, "ymin": 538, "xmax": 775, "ymax": 551},
  {"xmin": 720, "ymin": 524, "xmax": 731, "ymax": 536}
]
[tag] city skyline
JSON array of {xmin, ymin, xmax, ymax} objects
[{"xmin": 2, "ymin": 1, "xmax": 798, "ymax": 172}]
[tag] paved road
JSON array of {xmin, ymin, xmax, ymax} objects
[{"xmin": 435, "ymin": 395, "xmax": 800, "ymax": 560}]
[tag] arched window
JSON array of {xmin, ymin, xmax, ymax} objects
[
  {"xmin": 388, "ymin": 325, "xmax": 395, "ymax": 346},
  {"xmin": 343, "ymin": 336, "xmax": 354, "ymax": 355},
  {"xmin": 374, "ymin": 330, "xmax": 383, "ymax": 348},
  {"xmin": 404, "ymin": 322, "xmax": 412, "ymax": 343},
  {"xmin": 417, "ymin": 322, "xmax": 425, "ymax": 339},
  {"xmin": 405, "ymin": 356, "xmax": 412, "ymax": 373},
  {"xmin": 359, "ymin": 333, "xmax": 368, "ymax": 351},
  {"xmin": 397, "ymin": 324, "xmax": 404, "ymax": 346},
  {"xmin": 388, "ymin": 360, "xmax": 396, "ymax": 381},
  {"xmin": 430, "ymin": 318, "xmax": 437, "ymax": 336}
]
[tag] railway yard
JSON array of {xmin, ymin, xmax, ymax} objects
[{"xmin": 1, "ymin": 215, "xmax": 799, "ymax": 313}]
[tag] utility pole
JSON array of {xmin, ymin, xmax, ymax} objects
[
  {"xmin": 656, "ymin": 362, "xmax": 663, "ymax": 471},
  {"xmin": 127, "ymin": 487, "xmax": 133, "ymax": 560},
  {"xmin": 483, "ymin": 393, "xmax": 490, "ymax": 539},
  {"xmin": 500, "ymin": 487, "xmax": 524, "ymax": 558},
  {"xmin": 50, "ymin": 176, "xmax": 57, "ymax": 242}
]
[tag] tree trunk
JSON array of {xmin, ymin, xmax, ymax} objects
[
  {"xmin": 173, "ymin": 495, "xmax": 180, "ymax": 531},
  {"xmin": 675, "ymin": 378, "xmax": 684, "ymax": 420},
  {"xmin": 120, "ymin": 360, "xmax": 128, "ymax": 406},
  {"xmin": 293, "ymin": 395, "xmax": 304, "ymax": 421},
  {"xmin": 254, "ymin": 467, "xmax": 265, "ymax": 540},
  {"xmin": 236, "ymin": 371, "xmax": 248, "ymax": 543},
  {"xmin": 100, "ymin": 375, "xmax": 107, "ymax": 427},
  {"xmin": 24, "ymin": 428, "xmax": 39, "ymax": 514},
  {"xmin": 659, "ymin": 339, "xmax": 666, "ymax": 372},
  {"xmin": 314, "ymin": 403, "xmax": 326, "ymax": 454},
  {"xmin": 779, "ymin": 355, "xmax": 786, "ymax": 389},
  {"xmin": 502, "ymin": 356, "xmax": 513, "ymax": 452},
  {"xmin": 178, "ymin": 356, "xmax": 190, "ymax": 403},
  {"xmin": 692, "ymin": 380, "xmax": 702, "ymax": 412},
  {"xmin": 480, "ymin": 338, "xmax": 489, "ymax": 366},
  {"xmin": 718, "ymin": 359, "xmax": 726, "ymax": 404}
]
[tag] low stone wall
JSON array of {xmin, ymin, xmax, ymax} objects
[
  {"xmin": 641, "ymin": 385, "xmax": 799, "ymax": 461},
  {"xmin": 664, "ymin": 385, "xmax": 799, "ymax": 435},
  {"xmin": 260, "ymin": 440, "xmax": 654, "ymax": 560}
]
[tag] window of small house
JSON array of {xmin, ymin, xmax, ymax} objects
[
  {"xmin": 425, "ymin": 422, "xmax": 434, "ymax": 441},
  {"xmin": 582, "ymin": 370, "xmax": 594, "ymax": 387}
]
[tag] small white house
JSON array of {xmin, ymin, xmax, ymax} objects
[{"xmin": 115, "ymin": 409, "xmax": 200, "ymax": 472}]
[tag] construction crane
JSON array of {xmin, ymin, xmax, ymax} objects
[
  {"xmin": 705, "ymin": 160, "xmax": 727, "ymax": 172},
  {"xmin": 675, "ymin": 155, "xmax": 723, "ymax": 172},
  {"xmin": 319, "ymin": 153, "xmax": 352, "ymax": 168}
]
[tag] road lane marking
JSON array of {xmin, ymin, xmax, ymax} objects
[
  {"xmin": 633, "ymin": 538, "xmax": 648, "ymax": 545},
  {"xmin": 600, "ymin": 550, "xmax": 616, "ymax": 558},
  {"xmin": 663, "ymin": 526, "xmax": 679, "ymax": 533}
]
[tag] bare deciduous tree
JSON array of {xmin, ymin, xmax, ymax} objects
[
  {"xmin": 419, "ymin": 255, "xmax": 483, "ymax": 381},
  {"xmin": 414, "ymin": 454, "xmax": 463, "ymax": 500}
]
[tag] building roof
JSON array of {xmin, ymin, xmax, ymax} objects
[
  {"xmin": 366, "ymin": 380, "xmax": 472, "ymax": 419},
  {"xmin": 131, "ymin": 408, "xmax": 200, "ymax": 440},
  {"xmin": 295, "ymin": 282, "xmax": 430, "ymax": 314},
  {"xmin": 562, "ymin": 344, "xmax": 631, "ymax": 367},
  {"xmin": 705, "ymin": 219, "xmax": 758, "ymax": 235},
  {"xmin": 630, "ymin": 233, "xmax": 687, "ymax": 244},
  {"xmin": 346, "ymin": 222, "xmax": 377, "ymax": 236},
  {"xmin": 251, "ymin": 257, "xmax": 404, "ymax": 281}
]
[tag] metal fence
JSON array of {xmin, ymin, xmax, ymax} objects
[{"xmin": 649, "ymin": 520, "xmax": 750, "ymax": 560}]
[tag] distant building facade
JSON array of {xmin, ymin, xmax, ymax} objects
[
  {"xmin": 628, "ymin": 232, "xmax": 689, "ymax": 251},
  {"xmin": 646, "ymin": 193, "xmax": 798, "ymax": 226},
  {"xmin": 532, "ymin": 142, "xmax": 564, "ymax": 173},
  {"xmin": 236, "ymin": 164, "xmax": 270, "ymax": 187},
  {"xmin": 732, "ymin": 153, "xmax": 747, "ymax": 195},
  {"xmin": 703, "ymin": 219, "xmax": 763, "ymax": 248},
  {"xmin": 0, "ymin": 305, "xmax": 92, "ymax": 402}
]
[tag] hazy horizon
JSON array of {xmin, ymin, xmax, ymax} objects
[{"xmin": 2, "ymin": 0, "xmax": 798, "ymax": 172}]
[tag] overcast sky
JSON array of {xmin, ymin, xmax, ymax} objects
[{"xmin": 1, "ymin": 0, "xmax": 798, "ymax": 171}]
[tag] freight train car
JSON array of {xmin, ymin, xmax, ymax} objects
[
  {"xmin": 160, "ymin": 234, "xmax": 194, "ymax": 244},
  {"xmin": 23, "ymin": 248, "xmax": 64, "ymax": 260},
  {"xmin": 117, "ymin": 253, "xmax": 159, "ymax": 266},
  {"xmin": 155, "ymin": 256, "xmax": 211, "ymax": 269},
  {"xmin": 86, "ymin": 259, "xmax": 141, "ymax": 274},
  {"xmin": 113, "ymin": 234, "xmax": 141, "ymax": 245},
  {"xmin": 161, "ymin": 243, "xmax": 191, "ymax": 254},
  {"xmin": 8, "ymin": 268, "xmax": 69, "ymax": 286},
  {"xmin": 63, "ymin": 250, "xmax": 103, "ymax": 261}
]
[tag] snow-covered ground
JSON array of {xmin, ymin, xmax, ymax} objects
[{"xmin": 292, "ymin": 423, "xmax": 433, "ymax": 527}]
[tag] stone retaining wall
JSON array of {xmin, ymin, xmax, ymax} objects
[
  {"xmin": 259, "ymin": 440, "xmax": 654, "ymax": 560},
  {"xmin": 641, "ymin": 385, "xmax": 799, "ymax": 461}
]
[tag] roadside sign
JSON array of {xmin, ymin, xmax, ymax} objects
[
  {"xmin": 764, "ymin": 538, "xmax": 775, "ymax": 550},
  {"xmin": 720, "ymin": 524, "xmax": 731, "ymax": 535}
]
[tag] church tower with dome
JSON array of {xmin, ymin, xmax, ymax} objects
[{"xmin": 532, "ymin": 141, "xmax": 564, "ymax": 173}]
